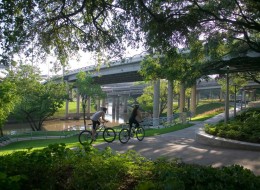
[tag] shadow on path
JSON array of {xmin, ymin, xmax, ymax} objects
[{"xmin": 94, "ymin": 111, "xmax": 260, "ymax": 176}]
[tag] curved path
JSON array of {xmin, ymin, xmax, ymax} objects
[{"xmin": 95, "ymin": 112, "xmax": 260, "ymax": 176}]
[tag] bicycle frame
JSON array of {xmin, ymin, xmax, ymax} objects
[
  {"xmin": 119, "ymin": 122, "xmax": 145, "ymax": 144},
  {"xmin": 79, "ymin": 122, "xmax": 116, "ymax": 145}
]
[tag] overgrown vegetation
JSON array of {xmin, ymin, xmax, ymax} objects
[
  {"xmin": 191, "ymin": 100, "xmax": 225, "ymax": 121},
  {"xmin": 205, "ymin": 108, "xmax": 260, "ymax": 143},
  {"xmin": 195, "ymin": 101, "xmax": 224, "ymax": 115},
  {"xmin": 0, "ymin": 143, "xmax": 259, "ymax": 190}
]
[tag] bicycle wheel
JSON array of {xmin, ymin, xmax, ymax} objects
[
  {"xmin": 136, "ymin": 127, "xmax": 145, "ymax": 141},
  {"xmin": 103, "ymin": 127, "xmax": 116, "ymax": 143},
  {"xmin": 119, "ymin": 128, "xmax": 130, "ymax": 144},
  {"xmin": 79, "ymin": 130, "xmax": 93, "ymax": 145}
]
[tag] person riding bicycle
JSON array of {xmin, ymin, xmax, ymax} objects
[
  {"xmin": 129, "ymin": 104, "xmax": 142, "ymax": 131},
  {"xmin": 91, "ymin": 107, "xmax": 108, "ymax": 140}
]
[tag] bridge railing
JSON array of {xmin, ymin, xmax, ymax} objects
[{"xmin": 141, "ymin": 112, "xmax": 192, "ymax": 129}]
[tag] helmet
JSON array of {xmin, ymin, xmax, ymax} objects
[
  {"xmin": 133, "ymin": 104, "xmax": 139, "ymax": 108},
  {"xmin": 101, "ymin": 107, "xmax": 107, "ymax": 112}
]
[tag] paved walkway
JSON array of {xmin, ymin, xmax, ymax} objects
[{"xmin": 95, "ymin": 111, "xmax": 260, "ymax": 176}]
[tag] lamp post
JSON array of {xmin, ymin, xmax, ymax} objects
[
  {"xmin": 220, "ymin": 65, "xmax": 237, "ymax": 124},
  {"xmin": 234, "ymin": 84, "xmax": 237, "ymax": 117},
  {"xmin": 220, "ymin": 66, "xmax": 229, "ymax": 123},
  {"xmin": 225, "ymin": 66, "xmax": 230, "ymax": 123}
]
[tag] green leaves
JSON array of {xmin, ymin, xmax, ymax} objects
[
  {"xmin": 0, "ymin": 80, "xmax": 18, "ymax": 132},
  {"xmin": 205, "ymin": 108, "xmax": 260, "ymax": 143},
  {"xmin": 6, "ymin": 65, "xmax": 68, "ymax": 131},
  {"xmin": 0, "ymin": 143, "xmax": 259, "ymax": 189},
  {"xmin": 75, "ymin": 71, "xmax": 105, "ymax": 101}
]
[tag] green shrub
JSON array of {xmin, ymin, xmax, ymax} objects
[
  {"xmin": 0, "ymin": 144, "xmax": 259, "ymax": 189},
  {"xmin": 235, "ymin": 108, "xmax": 260, "ymax": 122},
  {"xmin": 205, "ymin": 109, "xmax": 260, "ymax": 143}
]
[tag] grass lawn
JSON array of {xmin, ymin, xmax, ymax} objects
[
  {"xmin": 0, "ymin": 123, "xmax": 192, "ymax": 155},
  {"xmin": 53, "ymin": 101, "xmax": 96, "ymax": 117},
  {"xmin": 0, "ymin": 100, "xmax": 224, "ymax": 155},
  {"xmin": 192, "ymin": 100, "xmax": 224, "ymax": 121}
]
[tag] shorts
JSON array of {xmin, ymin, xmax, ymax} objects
[{"xmin": 92, "ymin": 120, "xmax": 100, "ymax": 130}]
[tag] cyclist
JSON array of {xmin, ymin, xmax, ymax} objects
[
  {"xmin": 90, "ymin": 107, "xmax": 109, "ymax": 140},
  {"xmin": 129, "ymin": 104, "xmax": 142, "ymax": 131}
]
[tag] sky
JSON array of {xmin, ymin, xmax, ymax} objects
[
  {"xmin": 40, "ymin": 48, "xmax": 146, "ymax": 76},
  {"xmin": 1, "ymin": 47, "xmax": 146, "ymax": 79}
]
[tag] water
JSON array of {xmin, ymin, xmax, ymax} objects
[
  {"xmin": 3, "ymin": 114, "xmax": 128, "ymax": 135},
  {"xmin": 3, "ymin": 101, "xmax": 130, "ymax": 135}
]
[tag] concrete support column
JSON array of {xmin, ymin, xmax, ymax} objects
[
  {"xmin": 116, "ymin": 96, "xmax": 120, "ymax": 121},
  {"xmin": 122, "ymin": 95, "xmax": 129, "ymax": 122},
  {"xmin": 123, "ymin": 96, "xmax": 128, "ymax": 113},
  {"xmin": 179, "ymin": 83, "xmax": 186, "ymax": 124},
  {"xmin": 243, "ymin": 90, "xmax": 246, "ymax": 108},
  {"xmin": 112, "ymin": 96, "xmax": 116, "ymax": 121},
  {"xmin": 76, "ymin": 89, "xmax": 80, "ymax": 117},
  {"xmin": 167, "ymin": 80, "xmax": 173, "ymax": 123},
  {"xmin": 179, "ymin": 83, "xmax": 185, "ymax": 113},
  {"xmin": 190, "ymin": 84, "xmax": 197, "ymax": 117},
  {"xmin": 241, "ymin": 89, "xmax": 244, "ymax": 110},
  {"xmin": 96, "ymin": 99, "xmax": 100, "ymax": 111},
  {"xmin": 65, "ymin": 81, "xmax": 69, "ymax": 118},
  {"xmin": 87, "ymin": 96, "xmax": 91, "ymax": 119},
  {"xmin": 101, "ymin": 98, "xmax": 106, "ymax": 107},
  {"xmin": 153, "ymin": 79, "xmax": 160, "ymax": 126}
]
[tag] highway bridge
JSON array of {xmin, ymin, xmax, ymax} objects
[{"xmin": 62, "ymin": 54, "xmax": 147, "ymax": 85}]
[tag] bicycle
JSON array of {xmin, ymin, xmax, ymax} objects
[
  {"xmin": 119, "ymin": 122, "xmax": 145, "ymax": 144},
  {"xmin": 78, "ymin": 122, "xmax": 116, "ymax": 145}
]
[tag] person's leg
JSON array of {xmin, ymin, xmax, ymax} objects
[
  {"xmin": 92, "ymin": 120, "xmax": 96, "ymax": 139},
  {"xmin": 129, "ymin": 118, "xmax": 133, "ymax": 130},
  {"xmin": 135, "ymin": 121, "xmax": 140, "ymax": 127},
  {"xmin": 92, "ymin": 120, "xmax": 100, "ymax": 140},
  {"xmin": 133, "ymin": 119, "xmax": 139, "ymax": 127}
]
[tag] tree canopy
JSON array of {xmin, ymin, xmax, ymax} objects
[
  {"xmin": 1, "ymin": 0, "xmax": 259, "ymax": 74},
  {"xmin": 0, "ymin": 0, "xmax": 140, "ymax": 66},
  {"xmin": 8, "ymin": 65, "xmax": 68, "ymax": 131},
  {"xmin": 75, "ymin": 71, "xmax": 105, "ymax": 128},
  {"xmin": 0, "ymin": 79, "xmax": 18, "ymax": 136},
  {"xmin": 122, "ymin": 0, "xmax": 260, "ymax": 53}
]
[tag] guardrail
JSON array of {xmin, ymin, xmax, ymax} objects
[
  {"xmin": 0, "ymin": 130, "xmax": 80, "ymax": 147},
  {"xmin": 141, "ymin": 112, "xmax": 192, "ymax": 129}
]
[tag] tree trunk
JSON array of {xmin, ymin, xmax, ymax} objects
[
  {"xmin": 0, "ymin": 128, "xmax": 3, "ymax": 136},
  {"xmin": 82, "ymin": 98, "xmax": 87, "ymax": 130}
]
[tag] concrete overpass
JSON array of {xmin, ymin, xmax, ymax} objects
[
  {"xmin": 102, "ymin": 80, "xmax": 260, "ymax": 97},
  {"xmin": 62, "ymin": 54, "xmax": 147, "ymax": 85},
  {"xmin": 59, "ymin": 52, "xmax": 259, "ymax": 125}
]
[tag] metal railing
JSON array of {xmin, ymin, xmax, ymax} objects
[{"xmin": 141, "ymin": 112, "xmax": 192, "ymax": 129}]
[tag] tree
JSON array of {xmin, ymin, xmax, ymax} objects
[
  {"xmin": 137, "ymin": 80, "xmax": 173, "ymax": 116},
  {"xmin": 10, "ymin": 65, "xmax": 68, "ymax": 131},
  {"xmin": 0, "ymin": 0, "xmax": 140, "ymax": 66},
  {"xmin": 236, "ymin": 72, "xmax": 260, "ymax": 85},
  {"xmin": 1, "ymin": 1, "xmax": 258, "ymax": 78},
  {"xmin": 75, "ymin": 71, "xmax": 106, "ymax": 129},
  {"xmin": 0, "ymin": 79, "xmax": 18, "ymax": 136},
  {"xmin": 216, "ymin": 73, "xmax": 248, "ymax": 95},
  {"xmin": 120, "ymin": 0, "xmax": 259, "ymax": 53},
  {"xmin": 140, "ymin": 40, "xmax": 205, "ymax": 88}
]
